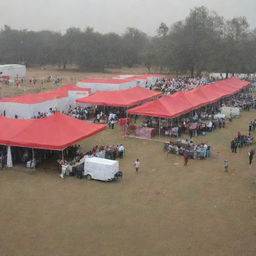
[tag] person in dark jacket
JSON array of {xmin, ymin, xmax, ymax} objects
[{"xmin": 248, "ymin": 149, "xmax": 255, "ymax": 165}]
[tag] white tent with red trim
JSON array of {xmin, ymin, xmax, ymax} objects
[{"xmin": 0, "ymin": 84, "xmax": 91, "ymax": 118}]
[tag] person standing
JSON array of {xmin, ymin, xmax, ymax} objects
[
  {"xmin": 183, "ymin": 150, "xmax": 189, "ymax": 166},
  {"xmin": 224, "ymin": 160, "xmax": 228, "ymax": 172},
  {"xmin": 110, "ymin": 119, "xmax": 115, "ymax": 129},
  {"xmin": 118, "ymin": 144, "xmax": 125, "ymax": 158},
  {"xmin": 231, "ymin": 140, "xmax": 235, "ymax": 153},
  {"xmin": 134, "ymin": 159, "xmax": 140, "ymax": 173},
  {"xmin": 248, "ymin": 149, "xmax": 255, "ymax": 165},
  {"xmin": 233, "ymin": 139, "xmax": 238, "ymax": 153},
  {"xmin": 249, "ymin": 122, "xmax": 252, "ymax": 132}
]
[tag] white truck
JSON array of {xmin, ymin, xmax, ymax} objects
[{"xmin": 84, "ymin": 157, "xmax": 122, "ymax": 182}]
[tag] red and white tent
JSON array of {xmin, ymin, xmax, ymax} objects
[
  {"xmin": 0, "ymin": 84, "xmax": 91, "ymax": 118},
  {"xmin": 76, "ymin": 78, "xmax": 137, "ymax": 92},
  {"xmin": 128, "ymin": 78, "xmax": 250, "ymax": 118},
  {"xmin": 0, "ymin": 112, "xmax": 106, "ymax": 150},
  {"xmin": 76, "ymin": 86, "xmax": 162, "ymax": 107}
]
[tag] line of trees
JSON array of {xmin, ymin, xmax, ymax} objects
[{"xmin": 0, "ymin": 6, "xmax": 256, "ymax": 76}]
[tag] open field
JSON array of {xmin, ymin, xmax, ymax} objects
[
  {"xmin": 0, "ymin": 68, "xmax": 256, "ymax": 256},
  {"xmin": 0, "ymin": 66, "xmax": 148, "ymax": 98}
]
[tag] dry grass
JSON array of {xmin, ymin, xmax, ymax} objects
[{"xmin": 0, "ymin": 68, "xmax": 256, "ymax": 256}]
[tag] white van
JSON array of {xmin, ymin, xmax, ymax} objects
[{"xmin": 84, "ymin": 157, "xmax": 122, "ymax": 182}]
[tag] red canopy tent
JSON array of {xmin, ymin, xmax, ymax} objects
[
  {"xmin": 128, "ymin": 78, "xmax": 250, "ymax": 118},
  {"xmin": 0, "ymin": 112, "xmax": 106, "ymax": 150},
  {"xmin": 127, "ymin": 91, "xmax": 194, "ymax": 119},
  {"xmin": 76, "ymin": 86, "xmax": 162, "ymax": 107}
]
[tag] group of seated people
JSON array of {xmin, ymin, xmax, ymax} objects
[
  {"xmin": 139, "ymin": 108, "xmax": 227, "ymax": 138},
  {"xmin": 164, "ymin": 139, "xmax": 211, "ymax": 159},
  {"xmin": 152, "ymin": 77, "xmax": 211, "ymax": 94},
  {"xmin": 32, "ymin": 108, "xmax": 58, "ymax": 119},
  {"xmin": 162, "ymin": 119, "xmax": 226, "ymax": 138},
  {"xmin": 65, "ymin": 105, "xmax": 93, "ymax": 120},
  {"xmin": 86, "ymin": 144, "xmax": 125, "ymax": 160},
  {"xmin": 224, "ymin": 91, "xmax": 255, "ymax": 110}
]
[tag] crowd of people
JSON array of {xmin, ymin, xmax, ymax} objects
[
  {"xmin": 85, "ymin": 144, "xmax": 125, "ymax": 160},
  {"xmin": 136, "ymin": 106, "xmax": 227, "ymax": 139},
  {"xmin": 230, "ymin": 132, "xmax": 254, "ymax": 153},
  {"xmin": 223, "ymin": 90, "xmax": 255, "ymax": 110},
  {"xmin": 164, "ymin": 139, "xmax": 211, "ymax": 160},
  {"xmin": 249, "ymin": 120, "xmax": 256, "ymax": 132},
  {"xmin": 151, "ymin": 77, "xmax": 211, "ymax": 95},
  {"xmin": 65, "ymin": 105, "xmax": 93, "ymax": 120}
]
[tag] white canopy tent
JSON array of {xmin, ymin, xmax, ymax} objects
[{"xmin": 0, "ymin": 84, "xmax": 91, "ymax": 119}]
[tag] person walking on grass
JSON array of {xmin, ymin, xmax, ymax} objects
[
  {"xmin": 134, "ymin": 159, "xmax": 140, "ymax": 173},
  {"xmin": 248, "ymin": 149, "xmax": 255, "ymax": 165}
]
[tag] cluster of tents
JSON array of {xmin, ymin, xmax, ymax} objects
[
  {"xmin": 75, "ymin": 77, "xmax": 251, "ymax": 120},
  {"xmin": 0, "ymin": 74, "xmax": 165, "ymax": 167},
  {"xmin": 0, "ymin": 74, "xmax": 251, "ymax": 168},
  {"xmin": 127, "ymin": 77, "xmax": 250, "ymax": 118}
]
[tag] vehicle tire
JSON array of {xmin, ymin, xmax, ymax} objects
[{"xmin": 86, "ymin": 174, "xmax": 92, "ymax": 180}]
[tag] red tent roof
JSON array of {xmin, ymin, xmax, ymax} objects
[
  {"xmin": 0, "ymin": 112, "xmax": 106, "ymax": 150},
  {"xmin": 127, "ymin": 91, "xmax": 194, "ymax": 118},
  {"xmin": 128, "ymin": 78, "xmax": 250, "ymax": 118},
  {"xmin": 78, "ymin": 78, "xmax": 134, "ymax": 84},
  {"xmin": 0, "ymin": 84, "xmax": 91, "ymax": 104},
  {"xmin": 54, "ymin": 84, "xmax": 91, "ymax": 94},
  {"xmin": 76, "ymin": 86, "xmax": 161, "ymax": 107}
]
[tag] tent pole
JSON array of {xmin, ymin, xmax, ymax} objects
[
  {"xmin": 158, "ymin": 118, "xmax": 161, "ymax": 137},
  {"xmin": 7, "ymin": 146, "xmax": 13, "ymax": 168},
  {"xmin": 31, "ymin": 148, "xmax": 35, "ymax": 168},
  {"xmin": 62, "ymin": 150, "xmax": 64, "ymax": 162},
  {"xmin": 124, "ymin": 107, "xmax": 128, "ymax": 137},
  {"xmin": 32, "ymin": 148, "xmax": 35, "ymax": 160}
]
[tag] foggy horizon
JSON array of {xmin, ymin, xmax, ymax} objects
[{"xmin": 0, "ymin": 0, "xmax": 256, "ymax": 35}]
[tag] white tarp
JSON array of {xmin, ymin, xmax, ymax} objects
[
  {"xmin": 0, "ymin": 64, "xmax": 26, "ymax": 79},
  {"xmin": 220, "ymin": 106, "xmax": 240, "ymax": 118},
  {"xmin": 77, "ymin": 81, "xmax": 137, "ymax": 92}
]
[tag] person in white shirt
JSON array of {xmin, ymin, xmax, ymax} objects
[
  {"xmin": 207, "ymin": 121, "xmax": 213, "ymax": 131},
  {"xmin": 96, "ymin": 113, "xmax": 100, "ymax": 123},
  {"xmin": 134, "ymin": 159, "xmax": 140, "ymax": 173},
  {"xmin": 118, "ymin": 144, "xmax": 125, "ymax": 158}
]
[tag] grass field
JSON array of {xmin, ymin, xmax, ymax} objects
[{"xmin": 0, "ymin": 68, "xmax": 256, "ymax": 256}]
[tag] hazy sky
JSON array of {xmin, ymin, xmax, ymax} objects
[{"xmin": 0, "ymin": 0, "xmax": 255, "ymax": 35}]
